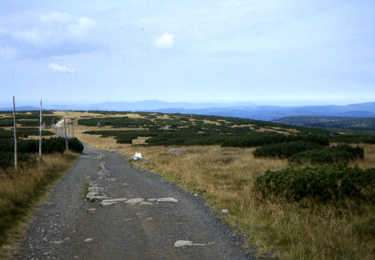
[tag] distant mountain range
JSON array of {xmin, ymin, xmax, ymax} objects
[{"xmin": 1, "ymin": 100, "xmax": 374, "ymax": 121}]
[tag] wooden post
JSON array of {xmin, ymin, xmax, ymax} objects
[
  {"xmin": 12, "ymin": 96, "xmax": 18, "ymax": 172},
  {"xmin": 64, "ymin": 118, "xmax": 69, "ymax": 151},
  {"xmin": 72, "ymin": 122, "xmax": 74, "ymax": 137},
  {"xmin": 39, "ymin": 99, "xmax": 42, "ymax": 160}
]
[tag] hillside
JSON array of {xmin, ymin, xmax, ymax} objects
[
  {"xmin": 2, "ymin": 101, "xmax": 375, "ymax": 121},
  {"xmin": 272, "ymin": 116, "xmax": 375, "ymax": 131}
]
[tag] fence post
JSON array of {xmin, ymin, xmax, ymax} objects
[
  {"xmin": 64, "ymin": 118, "xmax": 69, "ymax": 151},
  {"xmin": 39, "ymin": 99, "xmax": 42, "ymax": 160},
  {"xmin": 12, "ymin": 96, "xmax": 18, "ymax": 172}
]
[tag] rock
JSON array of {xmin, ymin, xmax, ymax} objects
[
  {"xmin": 221, "ymin": 209, "xmax": 229, "ymax": 214},
  {"xmin": 125, "ymin": 198, "xmax": 144, "ymax": 205},
  {"xmin": 167, "ymin": 149, "xmax": 186, "ymax": 156},
  {"xmin": 157, "ymin": 197, "xmax": 179, "ymax": 203},
  {"xmin": 174, "ymin": 240, "xmax": 194, "ymax": 247},
  {"xmin": 140, "ymin": 201, "xmax": 153, "ymax": 206}
]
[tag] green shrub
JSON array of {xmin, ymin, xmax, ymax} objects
[
  {"xmin": 254, "ymin": 164, "xmax": 375, "ymax": 202},
  {"xmin": 67, "ymin": 137, "xmax": 84, "ymax": 153},
  {"xmin": 222, "ymin": 133, "xmax": 329, "ymax": 148},
  {"xmin": 0, "ymin": 152, "xmax": 34, "ymax": 170},
  {"xmin": 253, "ymin": 141, "xmax": 324, "ymax": 159},
  {"xmin": 289, "ymin": 145, "xmax": 364, "ymax": 165}
]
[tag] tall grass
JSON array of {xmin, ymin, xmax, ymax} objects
[{"xmin": 0, "ymin": 152, "xmax": 78, "ymax": 256}]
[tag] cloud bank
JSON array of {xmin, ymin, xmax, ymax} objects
[{"xmin": 0, "ymin": 10, "xmax": 97, "ymax": 59}]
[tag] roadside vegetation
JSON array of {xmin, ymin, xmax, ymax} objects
[{"xmin": 2, "ymin": 110, "xmax": 374, "ymax": 259}]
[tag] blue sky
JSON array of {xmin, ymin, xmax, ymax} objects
[{"xmin": 1, "ymin": 0, "xmax": 374, "ymax": 107}]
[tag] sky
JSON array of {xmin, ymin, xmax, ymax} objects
[{"xmin": 1, "ymin": 0, "xmax": 374, "ymax": 108}]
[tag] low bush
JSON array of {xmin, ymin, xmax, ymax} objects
[
  {"xmin": 222, "ymin": 133, "xmax": 329, "ymax": 148},
  {"xmin": 253, "ymin": 141, "xmax": 324, "ymax": 159},
  {"xmin": 0, "ymin": 137, "xmax": 83, "ymax": 170},
  {"xmin": 254, "ymin": 164, "xmax": 375, "ymax": 202},
  {"xmin": 289, "ymin": 145, "xmax": 364, "ymax": 165}
]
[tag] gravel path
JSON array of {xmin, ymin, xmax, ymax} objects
[{"xmin": 11, "ymin": 145, "xmax": 255, "ymax": 259}]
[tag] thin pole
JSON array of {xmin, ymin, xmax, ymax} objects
[
  {"xmin": 72, "ymin": 122, "xmax": 74, "ymax": 137},
  {"xmin": 64, "ymin": 118, "xmax": 69, "ymax": 151},
  {"xmin": 12, "ymin": 96, "xmax": 18, "ymax": 172},
  {"xmin": 39, "ymin": 99, "xmax": 42, "ymax": 160}
]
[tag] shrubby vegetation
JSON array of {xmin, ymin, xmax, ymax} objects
[
  {"xmin": 253, "ymin": 141, "xmax": 324, "ymax": 159},
  {"xmin": 0, "ymin": 111, "xmax": 61, "ymax": 128},
  {"xmin": 254, "ymin": 164, "xmax": 375, "ymax": 202},
  {"xmin": 0, "ymin": 137, "xmax": 83, "ymax": 170},
  {"xmin": 0, "ymin": 128, "xmax": 54, "ymax": 138},
  {"xmin": 222, "ymin": 132, "xmax": 329, "ymax": 148},
  {"xmin": 78, "ymin": 116, "xmax": 153, "ymax": 128},
  {"xmin": 288, "ymin": 145, "xmax": 364, "ymax": 165},
  {"xmin": 331, "ymin": 134, "xmax": 375, "ymax": 144}
]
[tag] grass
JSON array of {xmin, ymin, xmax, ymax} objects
[{"xmin": 0, "ymin": 152, "xmax": 79, "ymax": 258}]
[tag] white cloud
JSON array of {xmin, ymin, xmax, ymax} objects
[
  {"xmin": 49, "ymin": 63, "xmax": 76, "ymax": 73},
  {"xmin": 154, "ymin": 33, "xmax": 175, "ymax": 48},
  {"xmin": 0, "ymin": 10, "xmax": 97, "ymax": 59}
]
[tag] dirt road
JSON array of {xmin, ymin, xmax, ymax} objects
[{"xmin": 12, "ymin": 145, "xmax": 254, "ymax": 259}]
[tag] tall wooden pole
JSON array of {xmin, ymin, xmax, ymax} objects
[
  {"xmin": 12, "ymin": 96, "xmax": 18, "ymax": 172},
  {"xmin": 39, "ymin": 99, "xmax": 42, "ymax": 160},
  {"xmin": 64, "ymin": 118, "xmax": 69, "ymax": 151}
]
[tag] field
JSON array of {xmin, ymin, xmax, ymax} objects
[{"xmin": 1, "ymin": 110, "xmax": 374, "ymax": 259}]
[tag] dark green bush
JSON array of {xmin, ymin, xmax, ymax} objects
[
  {"xmin": 67, "ymin": 137, "xmax": 84, "ymax": 153},
  {"xmin": 253, "ymin": 141, "xmax": 324, "ymax": 159},
  {"xmin": 222, "ymin": 133, "xmax": 329, "ymax": 148},
  {"xmin": 0, "ymin": 137, "xmax": 83, "ymax": 170},
  {"xmin": 289, "ymin": 145, "xmax": 364, "ymax": 165},
  {"xmin": 254, "ymin": 164, "xmax": 375, "ymax": 202},
  {"xmin": 0, "ymin": 152, "xmax": 33, "ymax": 170}
]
